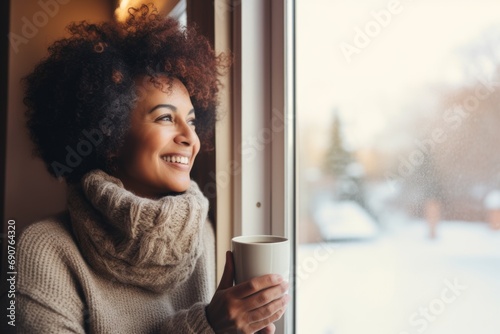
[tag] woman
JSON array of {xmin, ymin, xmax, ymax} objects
[{"xmin": 18, "ymin": 5, "xmax": 289, "ymax": 333}]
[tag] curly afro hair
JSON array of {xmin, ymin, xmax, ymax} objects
[{"xmin": 24, "ymin": 4, "xmax": 228, "ymax": 183}]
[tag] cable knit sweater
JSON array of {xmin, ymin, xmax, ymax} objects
[{"xmin": 17, "ymin": 170, "xmax": 217, "ymax": 333}]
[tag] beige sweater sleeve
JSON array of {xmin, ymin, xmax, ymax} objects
[
  {"xmin": 17, "ymin": 219, "xmax": 87, "ymax": 334},
  {"xmin": 160, "ymin": 302, "xmax": 215, "ymax": 334}
]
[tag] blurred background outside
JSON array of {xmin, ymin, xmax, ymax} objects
[{"xmin": 296, "ymin": 0, "xmax": 500, "ymax": 333}]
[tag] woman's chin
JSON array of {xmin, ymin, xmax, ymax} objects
[{"xmin": 161, "ymin": 182, "xmax": 191, "ymax": 195}]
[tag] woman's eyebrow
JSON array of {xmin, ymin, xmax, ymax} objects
[
  {"xmin": 148, "ymin": 104, "xmax": 176, "ymax": 113},
  {"xmin": 148, "ymin": 104, "xmax": 195, "ymax": 115}
]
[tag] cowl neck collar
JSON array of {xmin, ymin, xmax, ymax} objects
[{"xmin": 68, "ymin": 169, "xmax": 208, "ymax": 293}]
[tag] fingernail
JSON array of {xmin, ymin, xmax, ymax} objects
[{"xmin": 273, "ymin": 274, "xmax": 283, "ymax": 283}]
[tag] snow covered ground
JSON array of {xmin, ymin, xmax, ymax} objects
[
  {"xmin": 314, "ymin": 201, "xmax": 379, "ymax": 240},
  {"xmin": 296, "ymin": 220, "xmax": 500, "ymax": 334}
]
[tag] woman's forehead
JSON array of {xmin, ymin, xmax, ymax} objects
[{"xmin": 133, "ymin": 77, "xmax": 193, "ymax": 112}]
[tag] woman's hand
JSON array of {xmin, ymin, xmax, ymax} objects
[{"xmin": 206, "ymin": 251, "xmax": 290, "ymax": 334}]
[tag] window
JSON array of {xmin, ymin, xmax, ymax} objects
[
  {"xmin": 168, "ymin": 0, "xmax": 186, "ymax": 26},
  {"xmin": 295, "ymin": 1, "xmax": 500, "ymax": 333}
]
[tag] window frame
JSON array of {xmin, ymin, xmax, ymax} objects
[{"xmin": 229, "ymin": 0, "xmax": 296, "ymax": 332}]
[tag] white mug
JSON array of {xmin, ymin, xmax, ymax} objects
[{"xmin": 231, "ymin": 235, "xmax": 290, "ymax": 284}]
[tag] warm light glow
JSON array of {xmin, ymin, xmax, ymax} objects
[
  {"xmin": 115, "ymin": 0, "xmax": 175, "ymax": 22},
  {"xmin": 115, "ymin": 0, "xmax": 141, "ymax": 22}
]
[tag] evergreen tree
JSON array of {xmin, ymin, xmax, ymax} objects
[{"xmin": 323, "ymin": 110, "xmax": 352, "ymax": 177}]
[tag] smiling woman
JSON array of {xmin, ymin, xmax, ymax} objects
[
  {"xmin": 17, "ymin": 4, "xmax": 290, "ymax": 334},
  {"xmin": 23, "ymin": 6, "xmax": 219, "ymax": 184},
  {"xmin": 114, "ymin": 77, "xmax": 201, "ymax": 198}
]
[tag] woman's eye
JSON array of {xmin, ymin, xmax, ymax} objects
[
  {"xmin": 157, "ymin": 114, "xmax": 173, "ymax": 122},
  {"xmin": 188, "ymin": 118, "xmax": 197, "ymax": 127}
]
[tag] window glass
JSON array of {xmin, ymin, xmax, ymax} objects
[{"xmin": 296, "ymin": 1, "xmax": 500, "ymax": 333}]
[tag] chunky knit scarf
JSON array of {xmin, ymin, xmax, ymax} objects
[{"xmin": 67, "ymin": 169, "xmax": 209, "ymax": 293}]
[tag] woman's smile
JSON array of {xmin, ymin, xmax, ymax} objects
[
  {"xmin": 160, "ymin": 153, "xmax": 192, "ymax": 171},
  {"xmin": 113, "ymin": 76, "xmax": 200, "ymax": 198},
  {"xmin": 161, "ymin": 155, "xmax": 190, "ymax": 165}
]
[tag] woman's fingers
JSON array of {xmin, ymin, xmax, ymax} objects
[
  {"xmin": 208, "ymin": 262, "xmax": 290, "ymax": 334},
  {"xmin": 245, "ymin": 294, "xmax": 290, "ymax": 324},
  {"xmin": 245, "ymin": 281, "xmax": 289, "ymax": 311},
  {"xmin": 258, "ymin": 323, "xmax": 276, "ymax": 334},
  {"xmin": 246, "ymin": 306, "xmax": 287, "ymax": 333},
  {"xmin": 231, "ymin": 274, "xmax": 284, "ymax": 298}
]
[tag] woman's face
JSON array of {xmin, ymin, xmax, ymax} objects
[{"xmin": 114, "ymin": 76, "xmax": 200, "ymax": 198}]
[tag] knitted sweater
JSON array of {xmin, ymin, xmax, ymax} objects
[{"xmin": 17, "ymin": 170, "xmax": 217, "ymax": 333}]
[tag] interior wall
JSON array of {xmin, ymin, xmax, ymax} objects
[
  {"xmin": 1, "ymin": 0, "xmax": 114, "ymax": 324},
  {"xmin": 4, "ymin": 0, "xmax": 113, "ymax": 231}
]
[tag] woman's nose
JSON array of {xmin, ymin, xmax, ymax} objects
[{"xmin": 174, "ymin": 121, "xmax": 196, "ymax": 146}]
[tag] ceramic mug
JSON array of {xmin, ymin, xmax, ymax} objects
[{"xmin": 231, "ymin": 235, "xmax": 290, "ymax": 284}]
